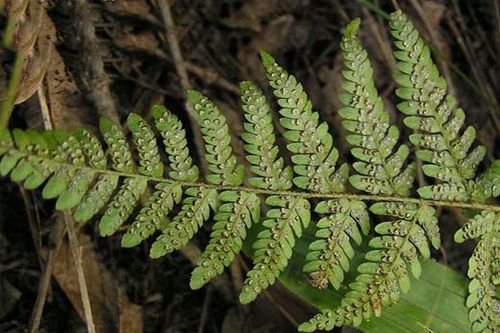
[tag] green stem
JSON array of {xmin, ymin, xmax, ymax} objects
[
  {"xmin": 0, "ymin": 56, "xmax": 23, "ymax": 129},
  {"xmin": 5, "ymin": 148, "xmax": 500, "ymax": 212}
]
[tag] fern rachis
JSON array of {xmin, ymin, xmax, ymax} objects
[{"xmin": 0, "ymin": 9, "xmax": 498, "ymax": 333}]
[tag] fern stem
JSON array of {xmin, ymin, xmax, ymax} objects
[{"xmin": 6, "ymin": 148, "xmax": 499, "ymax": 212}]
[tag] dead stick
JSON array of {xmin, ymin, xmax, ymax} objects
[
  {"xmin": 64, "ymin": 212, "xmax": 96, "ymax": 333},
  {"xmin": 29, "ymin": 220, "xmax": 66, "ymax": 333},
  {"xmin": 157, "ymin": 0, "xmax": 208, "ymax": 176},
  {"xmin": 197, "ymin": 286, "xmax": 212, "ymax": 333},
  {"xmin": 29, "ymin": 249, "xmax": 56, "ymax": 332}
]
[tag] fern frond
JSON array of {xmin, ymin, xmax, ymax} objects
[
  {"xmin": 127, "ymin": 112, "xmax": 163, "ymax": 177},
  {"xmin": 186, "ymin": 90, "xmax": 260, "ymax": 288},
  {"xmin": 300, "ymin": 203, "xmax": 440, "ymax": 331},
  {"xmin": 299, "ymin": 18, "xmax": 443, "ymax": 331},
  {"xmin": 238, "ymin": 80, "xmax": 311, "ymax": 302},
  {"xmin": 240, "ymin": 81, "xmax": 292, "ymax": 190},
  {"xmin": 455, "ymin": 211, "xmax": 500, "ymax": 333},
  {"xmin": 151, "ymin": 105, "xmax": 199, "ymax": 182},
  {"xmin": 150, "ymin": 187, "xmax": 218, "ymax": 258},
  {"xmin": 240, "ymin": 195, "xmax": 310, "ymax": 303},
  {"xmin": 390, "ymin": 10, "xmax": 486, "ymax": 202},
  {"xmin": 260, "ymin": 51, "xmax": 348, "ymax": 193},
  {"xmin": 339, "ymin": 18, "xmax": 415, "ymax": 196},
  {"xmin": 148, "ymin": 106, "xmax": 206, "ymax": 256},
  {"xmin": 303, "ymin": 198, "xmax": 369, "ymax": 289},
  {"xmin": 0, "ymin": 11, "xmax": 498, "ymax": 332}
]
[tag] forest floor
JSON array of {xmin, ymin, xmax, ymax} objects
[{"xmin": 0, "ymin": 0, "xmax": 498, "ymax": 332}]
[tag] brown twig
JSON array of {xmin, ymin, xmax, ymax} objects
[
  {"xmin": 157, "ymin": 0, "xmax": 208, "ymax": 176},
  {"xmin": 29, "ymin": 219, "xmax": 65, "ymax": 333},
  {"xmin": 197, "ymin": 286, "xmax": 212, "ymax": 333},
  {"xmin": 65, "ymin": 0, "xmax": 120, "ymax": 122},
  {"xmin": 63, "ymin": 212, "xmax": 96, "ymax": 333},
  {"xmin": 185, "ymin": 62, "xmax": 240, "ymax": 95}
]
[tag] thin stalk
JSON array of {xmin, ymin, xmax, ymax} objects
[
  {"xmin": 4, "ymin": 148, "xmax": 500, "ymax": 212},
  {"xmin": 0, "ymin": 56, "xmax": 23, "ymax": 129}
]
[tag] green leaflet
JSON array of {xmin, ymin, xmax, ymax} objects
[
  {"xmin": 151, "ymin": 105, "xmax": 199, "ymax": 182},
  {"xmin": 188, "ymin": 90, "xmax": 244, "ymax": 186},
  {"xmin": 150, "ymin": 187, "xmax": 218, "ymax": 258},
  {"xmin": 127, "ymin": 113, "xmax": 163, "ymax": 177},
  {"xmin": 99, "ymin": 177, "xmax": 148, "ymax": 236},
  {"xmin": 303, "ymin": 199, "xmax": 369, "ymax": 290},
  {"xmin": 240, "ymin": 195, "xmax": 310, "ymax": 304},
  {"xmin": 339, "ymin": 17, "xmax": 415, "ymax": 197},
  {"xmin": 191, "ymin": 190, "xmax": 260, "ymax": 289},
  {"xmin": 390, "ymin": 10, "xmax": 485, "ymax": 202},
  {"xmin": 100, "ymin": 117, "xmax": 134, "ymax": 173},
  {"xmin": 121, "ymin": 183, "xmax": 182, "ymax": 248},
  {"xmin": 260, "ymin": 50, "xmax": 348, "ymax": 194},
  {"xmin": 455, "ymin": 211, "xmax": 500, "ymax": 333},
  {"xmin": 240, "ymin": 81, "xmax": 292, "ymax": 190}
]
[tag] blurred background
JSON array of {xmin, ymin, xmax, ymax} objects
[{"xmin": 0, "ymin": 0, "xmax": 498, "ymax": 332}]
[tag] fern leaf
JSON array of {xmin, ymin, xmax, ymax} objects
[
  {"xmin": 150, "ymin": 187, "xmax": 218, "ymax": 258},
  {"xmin": 240, "ymin": 195, "xmax": 310, "ymax": 304},
  {"xmin": 122, "ymin": 183, "xmax": 182, "ymax": 248},
  {"xmin": 151, "ymin": 105, "xmax": 199, "ymax": 182},
  {"xmin": 186, "ymin": 90, "xmax": 257, "ymax": 286},
  {"xmin": 187, "ymin": 89, "xmax": 244, "ymax": 186},
  {"xmin": 339, "ymin": 18, "xmax": 415, "ymax": 196},
  {"xmin": 260, "ymin": 51, "xmax": 348, "ymax": 193},
  {"xmin": 99, "ymin": 177, "xmax": 148, "ymax": 236},
  {"xmin": 303, "ymin": 198, "xmax": 369, "ymax": 289},
  {"xmin": 455, "ymin": 210, "xmax": 500, "ymax": 333},
  {"xmin": 190, "ymin": 190, "xmax": 260, "ymax": 289},
  {"xmin": 240, "ymin": 81, "xmax": 292, "ymax": 190},
  {"xmin": 390, "ymin": 10, "xmax": 485, "ymax": 202},
  {"xmin": 127, "ymin": 113, "xmax": 163, "ymax": 177}
]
